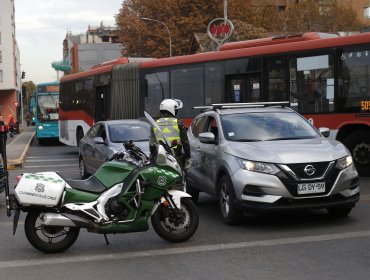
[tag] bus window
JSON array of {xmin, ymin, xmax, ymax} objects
[
  {"xmin": 338, "ymin": 46, "xmax": 370, "ymax": 112},
  {"xmin": 205, "ymin": 62, "xmax": 224, "ymax": 105},
  {"xmin": 266, "ymin": 56, "xmax": 289, "ymax": 102},
  {"xmin": 144, "ymin": 71, "xmax": 169, "ymax": 118},
  {"xmin": 290, "ymin": 54, "xmax": 334, "ymax": 113},
  {"xmin": 171, "ymin": 66, "xmax": 204, "ymax": 118}
]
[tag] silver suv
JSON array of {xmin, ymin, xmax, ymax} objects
[{"xmin": 186, "ymin": 102, "xmax": 360, "ymax": 224}]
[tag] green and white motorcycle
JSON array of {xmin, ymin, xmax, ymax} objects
[{"xmin": 7, "ymin": 112, "xmax": 199, "ymax": 253}]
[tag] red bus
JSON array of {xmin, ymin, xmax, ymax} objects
[{"xmin": 59, "ymin": 32, "xmax": 370, "ymax": 176}]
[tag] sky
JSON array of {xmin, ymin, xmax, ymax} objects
[{"xmin": 14, "ymin": 0, "xmax": 123, "ymax": 85}]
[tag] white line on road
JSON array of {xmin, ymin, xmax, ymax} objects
[
  {"xmin": 21, "ymin": 164, "xmax": 78, "ymax": 169},
  {"xmin": 0, "ymin": 230, "xmax": 369, "ymax": 268}
]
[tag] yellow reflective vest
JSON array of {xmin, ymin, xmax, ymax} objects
[{"xmin": 154, "ymin": 117, "xmax": 181, "ymax": 146}]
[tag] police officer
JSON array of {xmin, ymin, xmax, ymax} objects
[{"xmin": 149, "ymin": 99, "xmax": 191, "ymax": 169}]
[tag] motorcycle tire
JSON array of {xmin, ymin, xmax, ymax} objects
[
  {"xmin": 151, "ymin": 198, "xmax": 199, "ymax": 243},
  {"xmin": 24, "ymin": 211, "xmax": 80, "ymax": 253}
]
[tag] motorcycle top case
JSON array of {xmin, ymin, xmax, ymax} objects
[{"xmin": 14, "ymin": 172, "xmax": 65, "ymax": 206}]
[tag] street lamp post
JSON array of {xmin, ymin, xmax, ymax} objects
[{"xmin": 141, "ymin": 17, "xmax": 172, "ymax": 57}]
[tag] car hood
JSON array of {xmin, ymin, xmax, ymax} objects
[{"xmin": 224, "ymin": 138, "xmax": 348, "ymax": 163}]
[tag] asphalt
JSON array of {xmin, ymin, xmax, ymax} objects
[{"xmin": 3, "ymin": 126, "xmax": 35, "ymax": 169}]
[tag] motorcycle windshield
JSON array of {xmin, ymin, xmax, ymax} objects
[{"xmin": 144, "ymin": 111, "xmax": 172, "ymax": 150}]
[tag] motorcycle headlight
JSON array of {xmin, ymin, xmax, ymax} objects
[
  {"xmin": 336, "ymin": 155, "xmax": 353, "ymax": 170},
  {"xmin": 238, "ymin": 159, "xmax": 280, "ymax": 175}
]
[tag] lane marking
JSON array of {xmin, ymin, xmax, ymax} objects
[{"xmin": 0, "ymin": 230, "xmax": 369, "ymax": 268}]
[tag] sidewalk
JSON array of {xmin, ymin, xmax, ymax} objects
[{"xmin": 5, "ymin": 126, "xmax": 35, "ymax": 169}]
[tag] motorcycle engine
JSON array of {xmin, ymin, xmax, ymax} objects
[{"xmin": 105, "ymin": 198, "xmax": 129, "ymax": 221}]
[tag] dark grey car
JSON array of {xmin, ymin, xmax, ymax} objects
[
  {"xmin": 186, "ymin": 103, "xmax": 360, "ymax": 224},
  {"xmin": 79, "ymin": 120, "xmax": 150, "ymax": 179}
]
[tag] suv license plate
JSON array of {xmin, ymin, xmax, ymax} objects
[{"xmin": 297, "ymin": 182, "xmax": 325, "ymax": 195}]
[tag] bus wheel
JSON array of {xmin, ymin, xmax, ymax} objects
[{"xmin": 343, "ymin": 130, "xmax": 370, "ymax": 177}]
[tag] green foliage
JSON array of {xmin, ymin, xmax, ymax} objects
[{"xmin": 115, "ymin": 0, "xmax": 364, "ymax": 58}]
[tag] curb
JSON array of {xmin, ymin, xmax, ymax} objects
[{"xmin": 6, "ymin": 130, "xmax": 35, "ymax": 169}]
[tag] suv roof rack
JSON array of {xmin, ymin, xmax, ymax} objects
[{"xmin": 194, "ymin": 101, "xmax": 290, "ymax": 112}]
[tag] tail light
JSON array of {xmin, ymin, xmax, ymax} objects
[{"xmin": 16, "ymin": 175, "xmax": 21, "ymax": 182}]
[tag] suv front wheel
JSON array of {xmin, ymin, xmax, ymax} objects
[{"xmin": 218, "ymin": 175, "xmax": 243, "ymax": 225}]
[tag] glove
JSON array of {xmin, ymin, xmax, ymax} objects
[{"xmin": 184, "ymin": 158, "xmax": 192, "ymax": 170}]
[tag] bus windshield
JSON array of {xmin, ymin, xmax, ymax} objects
[{"xmin": 37, "ymin": 94, "xmax": 59, "ymax": 121}]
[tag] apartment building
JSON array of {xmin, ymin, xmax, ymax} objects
[
  {"xmin": 0, "ymin": 0, "xmax": 21, "ymax": 122},
  {"xmin": 58, "ymin": 22, "xmax": 122, "ymax": 73}
]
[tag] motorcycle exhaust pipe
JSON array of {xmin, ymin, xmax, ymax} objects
[{"xmin": 40, "ymin": 213, "xmax": 92, "ymax": 228}]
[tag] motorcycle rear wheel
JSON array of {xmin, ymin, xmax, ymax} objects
[
  {"xmin": 24, "ymin": 211, "xmax": 80, "ymax": 253},
  {"xmin": 151, "ymin": 198, "xmax": 199, "ymax": 243}
]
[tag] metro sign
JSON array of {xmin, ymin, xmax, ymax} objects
[{"xmin": 207, "ymin": 18, "xmax": 234, "ymax": 49}]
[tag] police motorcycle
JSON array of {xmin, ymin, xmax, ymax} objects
[{"xmin": 6, "ymin": 112, "xmax": 199, "ymax": 253}]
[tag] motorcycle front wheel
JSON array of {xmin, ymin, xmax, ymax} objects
[
  {"xmin": 151, "ymin": 198, "xmax": 199, "ymax": 243},
  {"xmin": 24, "ymin": 211, "xmax": 80, "ymax": 253}
]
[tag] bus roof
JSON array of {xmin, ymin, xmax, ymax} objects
[
  {"xmin": 140, "ymin": 32, "xmax": 370, "ymax": 69},
  {"xmin": 36, "ymin": 81, "xmax": 60, "ymax": 86},
  {"xmin": 219, "ymin": 32, "xmax": 339, "ymax": 51},
  {"xmin": 60, "ymin": 57, "xmax": 153, "ymax": 82}
]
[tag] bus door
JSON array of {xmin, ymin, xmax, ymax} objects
[
  {"xmin": 226, "ymin": 74, "xmax": 262, "ymax": 103},
  {"xmin": 95, "ymin": 86, "xmax": 107, "ymax": 122}
]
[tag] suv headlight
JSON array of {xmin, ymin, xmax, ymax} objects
[
  {"xmin": 336, "ymin": 155, "xmax": 353, "ymax": 170},
  {"xmin": 237, "ymin": 159, "xmax": 280, "ymax": 175}
]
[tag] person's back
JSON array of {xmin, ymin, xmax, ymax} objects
[
  {"xmin": 7, "ymin": 115, "xmax": 15, "ymax": 137},
  {"xmin": 149, "ymin": 99, "xmax": 191, "ymax": 169}
]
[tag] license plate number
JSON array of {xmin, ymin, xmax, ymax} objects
[{"xmin": 297, "ymin": 182, "xmax": 325, "ymax": 195}]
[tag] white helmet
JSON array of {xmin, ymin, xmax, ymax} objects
[{"xmin": 160, "ymin": 99, "xmax": 183, "ymax": 116}]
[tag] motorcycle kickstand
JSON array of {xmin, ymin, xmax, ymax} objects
[{"xmin": 104, "ymin": 234, "xmax": 110, "ymax": 245}]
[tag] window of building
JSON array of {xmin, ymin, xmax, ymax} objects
[
  {"xmin": 364, "ymin": 7, "xmax": 370, "ymax": 19},
  {"xmin": 0, "ymin": 70, "xmax": 3, "ymax": 82},
  {"xmin": 0, "ymin": 51, "xmax": 2, "ymax": 63}
]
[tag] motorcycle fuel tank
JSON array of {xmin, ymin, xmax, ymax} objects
[{"xmin": 14, "ymin": 172, "xmax": 65, "ymax": 206}]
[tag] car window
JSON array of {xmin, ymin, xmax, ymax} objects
[
  {"xmin": 108, "ymin": 122, "xmax": 150, "ymax": 143},
  {"xmin": 191, "ymin": 116, "xmax": 208, "ymax": 138},
  {"xmin": 205, "ymin": 116, "xmax": 219, "ymax": 139},
  {"xmin": 220, "ymin": 112, "xmax": 319, "ymax": 142}
]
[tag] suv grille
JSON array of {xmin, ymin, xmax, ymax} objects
[
  {"xmin": 286, "ymin": 162, "xmax": 331, "ymax": 179},
  {"xmin": 277, "ymin": 161, "xmax": 340, "ymax": 197}
]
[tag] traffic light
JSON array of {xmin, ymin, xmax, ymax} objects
[{"xmin": 21, "ymin": 71, "xmax": 25, "ymax": 79}]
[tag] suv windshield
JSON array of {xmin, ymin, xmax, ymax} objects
[{"xmin": 220, "ymin": 112, "xmax": 319, "ymax": 142}]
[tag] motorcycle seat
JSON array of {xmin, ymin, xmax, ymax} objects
[{"xmin": 57, "ymin": 172, "xmax": 106, "ymax": 193}]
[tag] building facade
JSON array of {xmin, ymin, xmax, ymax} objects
[
  {"xmin": 0, "ymin": 0, "xmax": 21, "ymax": 122},
  {"xmin": 60, "ymin": 22, "xmax": 122, "ymax": 73}
]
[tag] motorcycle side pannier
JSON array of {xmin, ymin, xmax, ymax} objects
[{"xmin": 15, "ymin": 173, "xmax": 65, "ymax": 206}]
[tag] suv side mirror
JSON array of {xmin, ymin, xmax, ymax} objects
[
  {"xmin": 199, "ymin": 132, "xmax": 216, "ymax": 144},
  {"xmin": 319, "ymin": 127, "xmax": 330, "ymax": 138}
]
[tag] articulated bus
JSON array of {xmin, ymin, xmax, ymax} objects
[
  {"xmin": 59, "ymin": 32, "xmax": 370, "ymax": 176},
  {"xmin": 35, "ymin": 81, "xmax": 60, "ymax": 144}
]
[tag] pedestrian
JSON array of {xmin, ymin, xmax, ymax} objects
[
  {"xmin": 6, "ymin": 114, "xmax": 15, "ymax": 138},
  {"xmin": 149, "ymin": 99, "xmax": 191, "ymax": 170}
]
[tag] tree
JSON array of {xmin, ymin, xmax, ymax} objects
[
  {"xmin": 115, "ymin": 0, "xmax": 364, "ymax": 58},
  {"xmin": 22, "ymin": 81, "xmax": 36, "ymax": 112}
]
